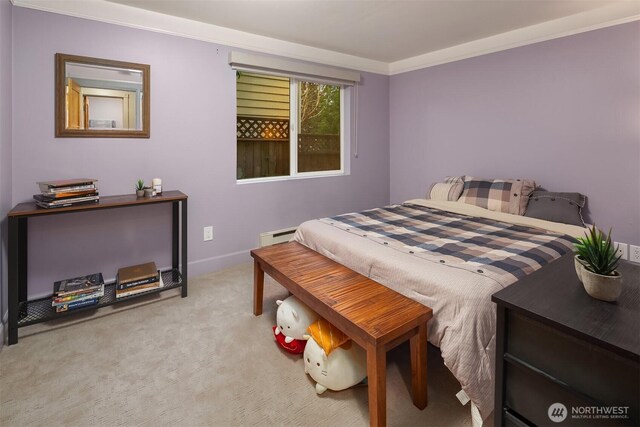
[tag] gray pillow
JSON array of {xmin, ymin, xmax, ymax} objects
[{"xmin": 524, "ymin": 191, "xmax": 586, "ymax": 226}]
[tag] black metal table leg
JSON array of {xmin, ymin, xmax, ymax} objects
[
  {"xmin": 8, "ymin": 216, "xmax": 19, "ymax": 345},
  {"xmin": 181, "ymin": 199, "xmax": 188, "ymax": 298},
  {"xmin": 172, "ymin": 201, "xmax": 179, "ymax": 270},
  {"xmin": 17, "ymin": 217, "xmax": 28, "ymax": 318}
]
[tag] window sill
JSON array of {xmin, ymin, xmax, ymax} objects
[{"xmin": 237, "ymin": 171, "xmax": 347, "ymax": 185}]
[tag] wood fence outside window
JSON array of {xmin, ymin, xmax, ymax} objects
[{"xmin": 237, "ymin": 116, "xmax": 339, "ymax": 179}]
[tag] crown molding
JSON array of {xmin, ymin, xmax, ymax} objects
[
  {"xmin": 10, "ymin": 0, "xmax": 389, "ymax": 75},
  {"xmin": 11, "ymin": 0, "xmax": 640, "ymax": 77},
  {"xmin": 388, "ymin": 2, "xmax": 640, "ymax": 75}
]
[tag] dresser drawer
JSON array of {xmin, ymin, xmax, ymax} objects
[
  {"xmin": 506, "ymin": 310, "xmax": 639, "ymax": 422},
  {"xmin": 505, "ymin": 360, "xmax": 632, "ymax": 426}
]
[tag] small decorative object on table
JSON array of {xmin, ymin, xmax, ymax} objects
[
  {"xmin": 573, "ymin": 224, "xmax": 622, "ymax": 302},
  {"xmin": 144, "ymin": 187, "xmax": 154, "ymax": 197},
  {"xmin": 152, "ymin": 178, "xmax": 162, "ymax": 195},
  {"xmin": 135, "ymin": 179, "xmax": 145, "ymax": 197}
]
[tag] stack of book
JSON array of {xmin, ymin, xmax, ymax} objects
[
  {"xmin": 116, "ymin": 262, "xmax": 162, "ymax": 299},
  {"xmin": 34, "ymin": 178, "xmax": 99, "ymax": 209},
  {"xmin": 52, "ymin": 273, "xmax": 104, "ymax": 313}
]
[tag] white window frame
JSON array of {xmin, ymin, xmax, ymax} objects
[{"xmin": 237, "ymin": 74, "xmax": 349, "ymax": 184}]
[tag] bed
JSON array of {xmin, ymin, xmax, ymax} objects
[{"xmin": 292, "ymin": 198, "xmax": 587, "ymax": 422}]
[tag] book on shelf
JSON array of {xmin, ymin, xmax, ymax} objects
[
  {"xmin": 52, "ymin": 288, "xmax": 104, "ymax": 306},
  {"xmin": 55, "ymin": 297, "xmax": 100, "ymax": 313},
  {"xmin": 39, "ymin": 189, "xmax": 98, "ymax": 199},
  {"xmin": 37, "ymin": 178, "xmax": 98, "ymax": 192},
  {"xmin": 34, "ymin": 194, "xmax": 99, "ymax": 206},
  {"xmin": 42, "ymin": 184, "xmax": 97, "ymax": 194},
  {"xmin": 35, "ymin": 200, "xmax": 99, "ymax": 209},
  {"xmin": 116, "ymin": 274, "xmax": 159, "ymax": 290},
  {"xmin": 53, "ymin": 273, "xmax": 104, "ymax": 297},
  {"xmin": 115, "ymin": 280, "xmax": 161, "ymax": 298},
  {"xmin": 117, "ymin": 262, "xmax": 158, "ymax": 284}
]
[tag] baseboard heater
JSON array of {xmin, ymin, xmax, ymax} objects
[{"xmin": 259, "ymin": 226, "xmax": 297, "ymax": 247}]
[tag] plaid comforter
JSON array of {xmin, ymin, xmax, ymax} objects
[{"xmin": 320, "ymin": 203, "xmax": 575, "ymax": 288}]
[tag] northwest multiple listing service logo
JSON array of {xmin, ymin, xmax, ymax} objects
[
  {"xmin": 548, "ymin": 403, "xmax": 630, "ymax": 423},
  {"xmin": 548, "ymin": 403, "xmax": 568, "ymax": 423}
]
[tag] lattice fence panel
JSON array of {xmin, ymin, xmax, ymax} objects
[{"xmin": 237, "ymin": 116, "xmax": 289, "ymax": 141}]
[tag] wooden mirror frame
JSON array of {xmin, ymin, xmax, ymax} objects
[{"xmin": 55, "ymin": 53, "xmax": 150, "ymax": 138}]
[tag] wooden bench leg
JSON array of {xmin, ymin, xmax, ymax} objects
[
  {"xmin": 410, "ymin": 322, "xmax": 428, "ymax": 409},
  {"xmin": 367, "ymin": 343, "xmax": 387, "ymax": 427},
  {"xmin": 253, "ymin": 259, "xmax": 264, "ymax": 316}
]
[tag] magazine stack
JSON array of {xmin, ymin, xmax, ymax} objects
[
  {"xmin": 52, "ymin": 273, "xmax": 104, "ymax": 313},
  {"xmin": 34, "ymin": 178, "xmax": 98, "ymax": 209}
]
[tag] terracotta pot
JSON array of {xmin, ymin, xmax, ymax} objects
[
  {"xmin": 581, "ymin": 267, "xmax": 622, "ymax": 302},
  {"xmin": 574, "ymin": 255, "xmax": 588, "ymax": 282},
  {"xmin": 136, "ymin": 190, "xmax": 144, "ymax": 197}
]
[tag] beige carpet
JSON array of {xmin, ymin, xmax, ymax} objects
[{"xmin": 0, "ymin": 263, "xmax": 472, "ymax": 426}]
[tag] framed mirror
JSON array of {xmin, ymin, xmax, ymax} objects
[{"xmin": 55, "ymin": 53, "xmax": 150, "ymax": 138}]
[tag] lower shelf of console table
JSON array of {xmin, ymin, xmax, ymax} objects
[{"xmin": 17, "ymin": 269, "xmax": 184, "ymax": 327}]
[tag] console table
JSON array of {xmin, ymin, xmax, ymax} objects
[
  {"xmin": 7, "ymin": 190, "xmax": 188, "ymax": 345},
  {"xmin": 492, "ymin": 254, "xmax": 639, "ymax": 426}
]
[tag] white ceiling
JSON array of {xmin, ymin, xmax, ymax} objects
[
  {"xmin": 13, "ymin": 0, "xmax": 640, "ymax": 74},
  {"xmin": 107, "ymin": 0, "xmax": 623, "ymax": 62}
]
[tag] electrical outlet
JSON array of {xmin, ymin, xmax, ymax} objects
[
  {"xmin": 614, "ymin": 242, "xmax": 628, "ymax": 260},
  {"xmin": 630, "ymin": 245, "xmax": 640, "ymax": 264},
  {"xmin": 203, "ymin": 226, "xmax": 213, "ymax": 242}
]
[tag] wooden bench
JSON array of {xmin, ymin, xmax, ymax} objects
[{"xmin": 251, "ymin": 241, "xmax": 433, "ymax": 427}]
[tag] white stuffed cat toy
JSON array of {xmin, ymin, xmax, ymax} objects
[
  {"xmin": 275, "ymin": 296, "xmax": 319, "ymax": 344},
  {"xmin": 303, "ymin": 336, "xmax": 367, "ymax": 394}
]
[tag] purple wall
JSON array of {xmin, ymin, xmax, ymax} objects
[
  {"xmin": 0, "ymin": 0, "xmax": 13, "ymax": 322},
  {"xmin": 6, "ymin": 6, "xmax": 638, "ymax": 307},
  {"xmin": 390, "ymin": 22, "xmax": 640, "ymax": 244},
  {"xmin": 11, "ymin": 8, "xmax": 390, "ymax": 298}
]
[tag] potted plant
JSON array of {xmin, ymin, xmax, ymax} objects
[
  {"xmin": 574, "ymin": 225, "xmax": 622, "ymax": 302},
  {"xmin": 135, "ymin": 179, "xmax": 145, "ymax": 197}
]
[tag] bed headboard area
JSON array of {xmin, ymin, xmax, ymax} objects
[{"xmin": 425, "ymin": 175, "xmax": 587, "ymax": 228}]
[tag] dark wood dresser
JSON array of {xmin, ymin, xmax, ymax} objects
[{"xmin": 492, "ymin": 255, "xmax": 639, "ymax": 426}]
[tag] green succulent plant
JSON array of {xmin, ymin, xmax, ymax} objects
[
  {"xmin": 574, "ymin": 225, "xmax": 621, "ymax": 276},
  {"xmin": 135, "ymin": 179, "xmax": 145, "ymax": 191}
]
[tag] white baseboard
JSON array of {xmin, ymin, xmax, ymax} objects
[{"xmin": 188, "ymin": 249, "xmax": 252, "ymax": 277}]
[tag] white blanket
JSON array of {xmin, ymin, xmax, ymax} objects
[{"xmin": 293, "ymin": 199, "xmax": 586, "ymax": 419}]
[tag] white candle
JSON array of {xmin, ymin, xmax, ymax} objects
[{"xmin": 152, "ymin": 178, "xmax": 162, "ymax": 194}]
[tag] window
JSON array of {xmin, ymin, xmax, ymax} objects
[{"xmin": 236, "ymin": 72, "xmax": 345, "ymax": 181}]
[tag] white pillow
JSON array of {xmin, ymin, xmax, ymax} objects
[{"xmin": 426, "ymin": 176, "xmax": 464, "ymax": 201}]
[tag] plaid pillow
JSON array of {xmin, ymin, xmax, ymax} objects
[
  {"xmin": 458, "ymin": 177, "xmax": 536, "ymax": 215},
  {"xmin": 426, "ymin": 176, "xmax": 465, "ymax": 201}
]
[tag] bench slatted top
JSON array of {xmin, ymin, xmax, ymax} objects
[{"xmin": 251, "ymin": 242, "xmax": 433, "ymax": 347}]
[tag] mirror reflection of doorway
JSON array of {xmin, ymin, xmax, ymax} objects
[
  {"xmin": 66, "ymin": 78, "xmax": 82, "ymax": 129},
  {"xmin": 85, "ymin": 96, "xmax": 125, "ymax": 129},
  {"xmin": 65, "ymin": 78, "xmax": 137, "ymax": 130}
]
